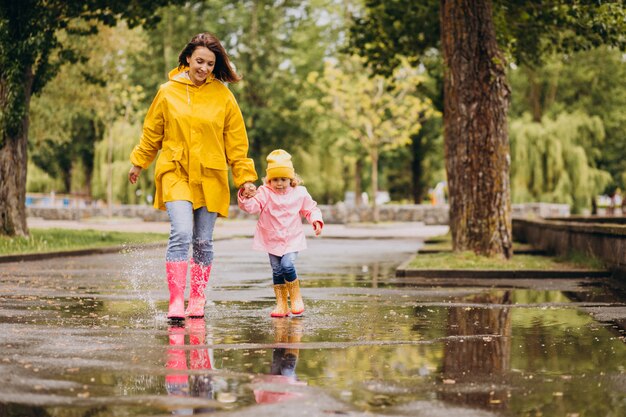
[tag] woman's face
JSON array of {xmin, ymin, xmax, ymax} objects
[{"xmin": 186, "ymin": 46, "xmax": 216, "ymax": 86}]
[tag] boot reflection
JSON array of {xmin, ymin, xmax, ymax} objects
[
  {"xmin": 165, "ymin": 318, "xmax": 216, "ymax": 414},
  {"xmin": 165, "ymin": 323, "xmax": 188, "ymax": 397},
  {"xmin": 188, "ymin": 318, "xmax": 215, "ymax": 403},
  {"xmin": 254, "ymin": 318, "xmax": 307, "ymax": 404}
]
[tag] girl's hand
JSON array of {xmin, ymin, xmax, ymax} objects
[
  {"xmin": 128, "ymin": 165, "xmax": 142, "ymax": 184},
  {"xmin": 313, "ymin": 221, "xmax": 323, "ymax": 236},
  {"xmin": 240, "ymin": 182, "xmax": 257, "ymax": 198}
]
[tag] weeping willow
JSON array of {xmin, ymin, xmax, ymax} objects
[
  {"xmin": 510, "ymin": 112, "xmax": 611, "ymax": 213},
  {"xmin": 92, "ymin": 120, "xmax": 156, "ymax": 205}
]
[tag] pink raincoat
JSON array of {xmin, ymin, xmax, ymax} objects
[{"xmin": 238, "ymin": 185, "xmax": 324, "ymax": 256}]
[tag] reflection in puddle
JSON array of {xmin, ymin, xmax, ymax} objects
[
  {"xmin": 441, "ymin": 291, "xmax": 512, "ymax": 410},
  {"xmin": 251, "ymin": 319, "xmax": 307, "ymax": 405},
  {"xmin": 165, "ymin": 319, "xmax": 220, "ymax": 413}
]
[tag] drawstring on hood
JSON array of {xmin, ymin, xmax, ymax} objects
[{"xmin": 168, "ymin": 67, "xmax": 215, "ymax": 106}]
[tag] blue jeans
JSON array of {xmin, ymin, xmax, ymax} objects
[
  {"xmin": 165, "ymin": 201, "xmax": 217, "ymax": 266},
  {"xmin": 268, "ymin": 252, "xmax": 298, "ymax": 285}
]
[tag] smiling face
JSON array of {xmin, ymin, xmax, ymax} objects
[
  {"xmin": 269, "ymin": 177, "xmax": 292, "ymax": 192},
  {"xmin": 186, "ymin": 46, "xmax": 216, "ymax": 86}
]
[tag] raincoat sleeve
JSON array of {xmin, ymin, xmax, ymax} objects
[
  {"xmin": 130, "ymin": 88, "xmax": 165, "ymax": 169},
  {"xmin": 299, "ymin": 188, "xmax": 324, "ymax": 226},
  {"xmin": 238, "ymin": 186, "xmax": 268, "ymax": 215},
  {"xmin": 224, "ymin": 92, "xmax": 258, "ymax": 187}
]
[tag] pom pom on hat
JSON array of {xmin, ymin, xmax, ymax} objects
[{"xmin": 266, "ymin": 149, "xmax": 295, "ymax": 180}]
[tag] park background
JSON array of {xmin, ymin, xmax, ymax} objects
[{"xmin": 18, "ymin": 0, "xmax": 626, "ymax": 219}]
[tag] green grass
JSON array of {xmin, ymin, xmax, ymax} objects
[
  {"xmin": 406, "ymin": 251, "xmax": 604, "ymax": 271},
  {"xmin": 0, "ymin": 228, "xmax": 169, "ymax": 256},
  {"xmin": 423, "ymin": 233, "xmax": 538, "ymax": 253}
]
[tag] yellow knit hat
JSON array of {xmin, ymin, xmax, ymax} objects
[{"xmin": 266, "ymin": 149, "xmax": 295, "ymax": 180}]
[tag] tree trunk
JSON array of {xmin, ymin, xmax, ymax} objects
[
  {"xmin": 440, "ymin": 0, "xmax": 513, "ymax": 258},
  {"xmin": 106, "ymin": 128, "xmax": 114, "ymax": 217},
  {"xmin": 354, "ymin": 157, "xmax": 363, "ymax": 207},
  {"xmin": 411, "ymin": 130, "xmax": 424, "ymax": 204},
  {"xmin": 370, "ymin": 148, "xmax": 379, "ymax": 223},
  {"xmin": 525, "ymin": 66, "xmax": 543, "ymax": 122},
  {"xmin": 0, "ymin": 68, "xmax": 33, "ymax": 237}
]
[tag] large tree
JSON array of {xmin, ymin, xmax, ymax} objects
[
  {"xmin": 350, "ymin": 0, "xmax": 625, "ymax": 257},
  {"xmin": 0, "ymin": 0, "xmax": 181, "ymax": 236}
]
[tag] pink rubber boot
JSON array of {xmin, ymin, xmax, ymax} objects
[
  {"xmin": 166, "ymin": 261, "xmax": 188, "ymax": 321},
  {"xmin": 185, "ymin": 260, "xmax": 211, "ymax": 318}
]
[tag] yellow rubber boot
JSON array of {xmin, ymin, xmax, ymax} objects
[
  {"xmin": 271, "ymin": 284, "xmax": 290, "ymax": 318},
  {"xmin": 286, "ymin": 279, "xmax": 304, "ymax": 316}
]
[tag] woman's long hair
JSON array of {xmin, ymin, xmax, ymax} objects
[{"xmin": 178, "ymin": 32, "xmax": 241, "ymax": 83}]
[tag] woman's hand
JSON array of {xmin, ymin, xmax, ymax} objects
[
  {"xmin": 240, "ymin": 182, "xmax": 257, "ymax": 198},
  {"xmin": 128, "ymin": 165, "xmax": 142, "ymax": 184}
]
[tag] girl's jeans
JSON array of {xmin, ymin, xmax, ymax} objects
[
  {"xmin": 268, "ymin": 252, "xmax": 298, "ymax": 285},
  {"xmin": 165, "ymin": 201, "xmax": 217, "ymax": 266}
]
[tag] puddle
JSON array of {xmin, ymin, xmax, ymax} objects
[{"xmin": 0, "ymin": 238, "xmax": 625, "ymax": 416}]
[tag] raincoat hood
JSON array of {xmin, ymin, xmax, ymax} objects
[{"xmin": 168, "ymin": 67, "xmax": 215, "ymax": 86}]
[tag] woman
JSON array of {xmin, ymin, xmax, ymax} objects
[{"xmin": 128, "ymin": 32, "xmax": 257, "ymax": 321}]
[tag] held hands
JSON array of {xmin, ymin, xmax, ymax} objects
[
  {"xmin": 128, "ymin": 165, "xmax": 142, "ymax": 184},
  {"xmin": 240, "ymin": 182, "xmax": 257, "ymax": 198},
  {"xmin": 313, "ymin": 221, "xmax": 323, "ymax": 236}
]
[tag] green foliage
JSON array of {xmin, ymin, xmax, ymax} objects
[
  {"xmin": 28, "ymin": 22, "xmax": 150, "ymax": 201},
  {"xmin": 350, "ymin": 0, "xmax": 625, "ymax": 205},
  {"xmin": 0, "ymin": 228, "xmax": 167, "ymax": 255},
  {"xmin": 25, "ymin": 162, "xmax": 64, "ymax": 193},
  {"xmin": 294, "ymin": 142, "xmax": 345, "ymax": 204},
  {"xmin": 0, "ymin": 0, "xmax": 183, "ymax": 146},
  {"xmin": 510, "ymin": 47, "xmax": 626, "ymax": 189},
  {"xmin": 315, "ymin": 56, "xmax": 435, "ymax": 206},
  {"xmin": 350, "ymin": 0, "xmax": 625, "ymax": 75},
  {"xmin": 349, "ymin": 0, "xmax": 440, "ymax": 77},
  {"xmin": 510, "ymin": 112, "xmax": 612, "ymax": 213}
]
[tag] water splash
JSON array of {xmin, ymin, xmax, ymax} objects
[{"xmin": 121, "ymin": 244, "xmax": 161, "ymax": 319}]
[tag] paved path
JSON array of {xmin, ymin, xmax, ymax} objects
[{"xmin": 1, "ymin": 221, "xmax": 625, "ymax": 417}]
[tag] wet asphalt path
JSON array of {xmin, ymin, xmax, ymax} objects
[{"xmin": 1, "ymin": 226, "xmax": 626, "ymax": 417}]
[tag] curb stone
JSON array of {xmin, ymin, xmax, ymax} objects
[
  {"xmin": 0, "ymin": 242, "xmax": 167, "ymax": 264},
  {"xmin": 396, "ymin": 255, "xmax": 612, "ymax": 279}
]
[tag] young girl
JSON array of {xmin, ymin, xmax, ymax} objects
[{"xmin": 238, "ymin": 149, "xmax": 323, "ymax": 317}]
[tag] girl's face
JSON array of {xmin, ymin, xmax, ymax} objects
[
  {"xmin": 187, "ymin": 47, "xmax": 216, "ymax": 86},
  {"xmin": 269, "ymin": 177, "xmax": 292, "ymax": 192}
]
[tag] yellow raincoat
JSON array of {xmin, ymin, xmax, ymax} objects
[{"xmin": 130, "ymin": 67, "xmax": 257, "ymax": 217}]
